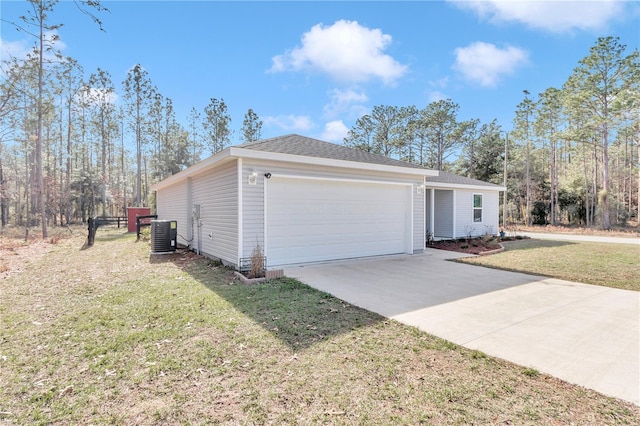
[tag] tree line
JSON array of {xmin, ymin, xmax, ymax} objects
[
  {"xmin": 345, "ymin": 37, "xmax": 639, "ymax": 230},
  {"xmin": 0, "ymin": 2, "xmax": 638, "ymax": 236},
  {"xmin": 0, "ymin": 1, "xmax": 263, "ymax": 237}
]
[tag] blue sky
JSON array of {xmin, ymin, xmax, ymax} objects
[{"xmin": 1, "ymin": 0, "xmax": 639, "ymax": 147}]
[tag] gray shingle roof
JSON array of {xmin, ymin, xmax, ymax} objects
[
  {"xmin": 426, "ymin": 171, "xmax": 503, "ymax": 188},
  {"xmin": 234, "ymin": 134, "xmax": 501, "ymax": 188},
  {"xmin": 237, "ymin": 134, "xmax": 426, "ymax": 170}
]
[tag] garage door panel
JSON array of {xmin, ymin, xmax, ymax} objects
[
  {"xmin": 268, "ymin": 239, "xmax": 401, "ymax": 263},
  {"xmin": 269, "ymin": 226, "xmax": 403, "ymax": 243},
  {"xmin": 266, "ymin": 177, "xmax": 410, "ymax": 266},
  {"xmin": 271, "ymin": 202, "xmax": 404, "ymax": 221}
]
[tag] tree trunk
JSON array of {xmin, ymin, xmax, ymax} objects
[
  {"xmin": 526, "ymin": 138, "xmax": 531, "ymax": 226},
  {"xmin": 136, "ymin": 113, "xmax": 142, "ymax": 207},
  {"xmin": 503, "ymin": 133, "xmax": 508, "ymax": 227},
  {"xmin": 583, "ymin": 142, "xmax": 590, "ymax": 227},
  {"xmin": 122, "ymin": 120, "xmax": 127, "ymax": 216},
  {"xmin": 102, "ymin": 124, "xmax": 107, "ymax": 217},
  {"xmin": 36, "ymin": 11, "xmax": 48, "ymax": 239},
  {"xmin": 143, "ymin": 155, "xmax": 148, "ymax": 206},
  {"xmin": 602, "ymin": 126, "xmax": 611, "ymax": 229},
  {"xmin": 627, "ymin": 134, "xmax": 633, "ymax": 220},
  {"xmin": 550, "ymin": 138, "xmax": 556, "ymax": 226},
  {"xmin": 66, "ymin": 97, "xmax": 72, "ymax": 225},
  {"xmin": 0, "ymin": 156, "xmax": 6, "ymax": 227}
]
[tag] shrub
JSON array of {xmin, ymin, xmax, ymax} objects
[{"xmin": 249, "ymin": 240, "xmax": 265, "ymax": 279}]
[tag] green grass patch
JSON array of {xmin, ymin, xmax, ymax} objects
[
  {"xmin": 523, "ymin": 368, "xmax": 540, "ymax": 378},
  {"xmin": 1, "ymin": 227, "xmax": 638, "ymax": 424},
  {"xmin": 460, "ymin": 239, "xmax": 640, "ymax": 291}
]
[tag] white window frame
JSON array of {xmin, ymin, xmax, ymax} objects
[{"xmin": 473, "ymin": 193, "xmax": 483, "ymax": 223}]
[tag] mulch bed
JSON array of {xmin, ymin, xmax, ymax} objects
[{"xmin": 429, "ymin": 237, "xmax": 504, "ymax": 255}]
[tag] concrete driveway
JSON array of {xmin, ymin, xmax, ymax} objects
[{"xmin": 284, "ymin": 249, "xmax": 640, "ymax": 406}]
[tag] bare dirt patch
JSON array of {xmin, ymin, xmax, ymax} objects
[{"xmin": 0, "ymin": 226, "xmax": 76, "ymax": 280}]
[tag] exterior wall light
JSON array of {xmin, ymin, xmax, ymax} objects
[{"xmin": 248, "ymin": 170, "xmax": 257, "ymax": 185}]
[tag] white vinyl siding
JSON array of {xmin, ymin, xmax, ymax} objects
[
  {"xmin": 191, "ymin": 160, "xmax": 238, "ymax": 265},
  {"xmin": 156, "ymin": 154, "xmax": 432, "ymax": 267},
  {"xmin": 241, "ymin": 166, "xmax": 266, "ymax": 259},
  {"xmin": 482, "ymin": 191, "xmax": 499, "ymax": 234},
  {"xmin": 413, "ymin": 185, "xmax": 425, "ymax": 252},
  {"xmin": 240, "ymin": 159, "xmax": 423, "ymax": 263},
  {"xmin": 454, "ymin": 190, "xmax": 500, "ymax": 238},
  {"xmin": 156, "ymin": 180, "xmax": 190, "ymax": 246}
]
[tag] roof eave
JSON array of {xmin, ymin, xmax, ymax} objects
[
  {"xmin": 425, "ymin": 182, "xmax": 506, "ymax": 191},
  {"xmin": 151, "ymin": 148, "xmax": 233, "ymax": 190},
  {"xmin": 152, "ymin": 145, "xmax": 438, "ymax": 191}
]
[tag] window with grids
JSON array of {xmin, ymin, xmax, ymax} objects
[{"xmin": 473, "ymin": 194, "xmax": 483, "ymax": 223}]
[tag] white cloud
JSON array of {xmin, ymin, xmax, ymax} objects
[
  {"xmin": 269, "ymin": 20, "xmax": 408, "ymax": 85},
  {"xmin": 427, "ymin": 90, "xmax": 447, "ymax": 103},
  {"xmin": 43, "ymin": 30, "xmax": 67, "ymax": 52},
  {"xmin": 263, "ymin": 114, "xmax": 315, "ymax": 132},
  {"xmin": 0, "ymin": 37, "xmax": 30, "ymax": 61},
  {"xmin": 450, "ymin": 0, "xmax": 628, "ymax": 32},
  {"xmin": 453, "ymin": 42, "xmax": 528, "ymax": 87},
  {"xmin": 1, "ymin": 30, "xmax": 67, "ymax": 76},
  {"xmin": 321, "ymin": 120, "xmax": 350, "ymax": 143},
  {"xmin": 323, "ymin": 88, "xmax": 369, "ymax": 119},
  {"xmin": 0, "ymin": 38, "xmax": 29, "ymax": 78},
  {"xmin": 426, "ymin": 78, "xmax": 450, "ymax": 103},
  {"xmin": 76, "ymin": 87, "xmax": 118, "ymax": 107},
  {"xmin": 429, "ymin": 77, "xmax": 450, "ymax": 89}
]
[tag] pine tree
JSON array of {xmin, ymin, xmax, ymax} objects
[
  {"xmin": 123, "ymin": 64, "xmax": 156, "ymax": 207},
  {"xmin": 4, "ymin": 0, "xmax": 106, "ymax": 237},
  {"xmin": 565, "ymin": 37, "xmax": 639, "ymax": 229},
  {"xmin": 241, "ymin": 108, "xmax": 263, "ymax": 143},
  {"xmin": 203, "ymin": 98, "xmax": 231, "ymax": 154}
]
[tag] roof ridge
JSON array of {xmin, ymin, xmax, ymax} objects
[{"xmin": 236, "ymin": 133, "xmax": 298, "ymax": 148}]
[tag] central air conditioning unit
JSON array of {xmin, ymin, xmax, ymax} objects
[{"xmin": 150, "ymin": 220, "xmax": 177, "ymax": 254}]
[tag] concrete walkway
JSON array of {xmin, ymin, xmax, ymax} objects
[
  {"xmin": 521, "ymin": 232, "xmax": 640, "ymax": 245},
  {"xmin": 284, "ymin": 250, "xmax": 640, "ymax": 406}
]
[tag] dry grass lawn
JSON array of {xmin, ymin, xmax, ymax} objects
[{"xmin": 1, "ymin": 226, "xmax": 639, "ymax": 424}]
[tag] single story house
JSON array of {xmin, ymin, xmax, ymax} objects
[{"xmin": 152, "ymin": 134, "xmax": 504, "ymax": 269}]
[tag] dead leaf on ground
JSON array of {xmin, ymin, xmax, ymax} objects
[{"xmin": 59, "ymin": 385, "xmax": 74, "ymax": 398}]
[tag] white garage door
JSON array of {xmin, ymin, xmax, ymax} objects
[{"xmin": 266, "ymin": 176, "xmax": 411, "ymax": 266}]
